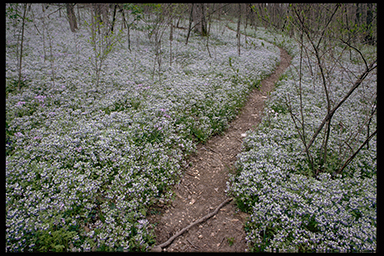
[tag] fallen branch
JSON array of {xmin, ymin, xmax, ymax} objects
[{"xmin": 151, "ymin": 197, "xmax": 233, "ymax": 252}]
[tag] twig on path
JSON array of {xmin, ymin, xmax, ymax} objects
[
  {"xmin": 202, "ymin": 146, "xmax": 221, "ymax": 155},
  {"xmin": 185, "ymin": 172, "xmax": 195, "ymax": 177},
  {"xmin": 183, "ymin": 185, "xmax": 193, "ymax": 195},
  {"xmin": 186, "ymin": 238, "xmax": 200, "ymax": 250},
  {"xmin": 151, "ymin": 197, "xmax": 233, "ymax": 252},
  {"xmin": 218, "ymin": 236, "xmax": 226, "ymax": 248}
]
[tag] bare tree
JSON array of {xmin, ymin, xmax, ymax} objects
[
  {"xmin": 92, "ymin": 3, "xmax": 109, "ymax": 34},
  {"xmin": 205, "ymin": 4, "xmax": 213, "ymax": 58},
  {"xmin": 286, "ymin": 4, "xmax": 377, "ymax": 177},
  {"xmin": 110, "ymin": 4, "xmax": 117, "ymax": 33},
  {"xmin": 193, "ymin": 4, "xmax": 207, "ymax": 36},
  {"xmin": 236, "ymin": 4, "xmax": 241, "ymax": 56},
  {"xmin": 169, "ymin": 15, "xmax": 174, "ymax": 65},
  {"xmin": 41, "ymin": 4, "xmax": 47, "ymax": 62},
  {"xmin": 364, "ymin": 3, "xmax": 374, "ymax": 45},
  {"xmin": 85, "ymin": 4, "xmax": 122, "ymax": 87},
  {"xmin": 147, "ymin": 4, "xmax": 173, "ymax": 82},
  {"xmin": 120, "ymin": 4, "xmax": 143, "ymax": 52},
  {"xmin": 17, "ymin": 3, "xmax": 27, "ymax": 91},
  {"xmin": 185, "ymin": 4, "xmax": 194, "ymax": 45},
  {"xmin": 66, "ymin": 3, "xmax": 78, "ymax": 32}
]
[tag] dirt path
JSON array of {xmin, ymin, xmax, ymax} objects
[{"xmin": 148, "ymin": 47, "xmax": 291, "ymax": 252}]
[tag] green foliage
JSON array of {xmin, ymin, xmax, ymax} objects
[
  {"xmin": 6, "ymin": 3, "xmax": 33, "ymax": 24},
  {"xmin": 35, "ymin": 226, "xmax": 77, "ymax": 252},
  {"xmin": 6, "ymin": 4, "xmax": 282, "ymax": 252},
  {"xmin": 270, "ymin": 99, "xmax": 289, "ymax": 115},
  {"xmin": 191, "ymin": 124, "xmax": 209, "ymax": 143},
  {"xmin": 5, "ymin": 121, "xmax": 14, "ymax": 156},
  {"xmin": 123, "ymin": 4, "xmax": 143, "ymax": 16},
  {"xmin": 235, "ymin": 197, "xmax": 252, "ymax": 213},
  {"xmin": 247, "ymin": 224, "xmax": 277, "ymax": 252},
  {"xmin": 228, "ymin": 56, "xmax": 233, "ymax": 67},
  {"xmin": 143, "ymin": 3, "xmax": 162, "ymax": 14},
  {"xmin": 6, "ymin": 4, "xmax": 23, "ymax": 21},
  {"xmin": 303, "ymin": 214, "xmax": 320, "ymax": 233},
  {"xmin": 84, "ymin": 16, "xmax": 124, "ymax": 86},
  {"xmin": 227, "ymin": 237, "xmax": 235, "ymax": 246},
  {"xmin": 6, "ymin": 77, "xmax": 29, "ymax": 97}
]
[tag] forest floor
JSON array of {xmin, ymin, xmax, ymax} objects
[{"xmin": 147, "ymin": 47, "xmax": 291, "ymax": 252}]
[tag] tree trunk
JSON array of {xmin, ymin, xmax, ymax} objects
[
  {"xmin": 355, "ymin": 3, "xmax": 360, "ymax": 25},
  {"xmin": 100, "ymin": 4, "xmax": 109, "ymax": 26},
  {"xmin": 93, "ymin": 3, "xmax": 102, "ymax": 34},
  {"xmin": 110, "ymin": 4, "xmax": 117, "ymax": 33},
  {"xmin": 206, "ymin": 4, "xmax": 212, "ymax": 58},
  {"xmin": 244, "ymin": 4, "xmax": 248, "ymax": 45},
  {"xmin": 17, "ymin": 3, "xmax": 27, "ymax": 91},
  {"xmin": 41, "ymin": 4, "xmax": 47, "ymax": 62},
  {"xmin": 365, "ymin": 3, "xmax": 374, "ymax": 45},
  {"xmin": 193, "ymin": 4, "xmax": 207, "ymax": 36},
  {"xmin": 66, "ymin": 3, "xmax": 78, "ymax": 32},
  {"xmin": 120, "ymin": 5, "xmax": 127, "ymax": 30},
  {"xmin": 186, "ymin": 3, "xmax": 194, "ymax": 45},
  {"xmin": 304, "ymin": 59, "xmax": 377, "ymax": 155},
  {"xmin": 170, "ymin": 18, "xmax": 173, "ymax": 65},
  {"xmin": 237, "ymin": 4, "xmax": 241, "ymax": 56},
  {"xmin": 200, "ymin": 4, "xmax": 207, "ymax": 36},
  {"xmin": 127, "ymin": 25, "xmax": 131, "ymax": 51},
  {"xmin": 249, "ymin": 4, "xmax": 258, "ymax": 34}
]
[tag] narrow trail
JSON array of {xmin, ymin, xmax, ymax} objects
[{"xmin": 148, "ymin": 47, "xmax": 291, "ymax": 252}]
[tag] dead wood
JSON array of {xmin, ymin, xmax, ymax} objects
[{"xmin": 151, "ymin": 198, "xmax": 233, "ymax": 252}]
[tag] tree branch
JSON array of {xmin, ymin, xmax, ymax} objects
[
  {"xmin": 336, "ymin": 129, "xmax": 377, "ymax": 175},
  {"xmin": 285, "ymin": 95, "xmax": 314, "ymax": 171},
  {"xmin": 304, "ymin": 59, "xmax": 377, "ymax": 153},
  {"xmin": 340, "ymin": 38, "xmax": 368, "ymax": 70},
  {"xmin": 315, "ymin": 3, "xmax": 340, "ymax": 49},
  {"xmin": 47, "ymin": 4, "xmax": 65, "ymax": 19},
  {"xmin": 189, "ymin": 4, "xmax": 231, "ymax": 35}
]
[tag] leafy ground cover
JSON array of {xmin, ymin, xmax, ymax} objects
[
  {"xmin": 228, "ymin": 23, "xmax": 376, "ymax": 252},
  {"xmin": 5, "ymin": 5, "xmax": 280, "ymax": 252}
]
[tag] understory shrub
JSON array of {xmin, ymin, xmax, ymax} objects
[{"xmin": 229, "ymin": 24, "xmax": 376, "ymax": 252}]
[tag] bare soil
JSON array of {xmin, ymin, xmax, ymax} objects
[{"xmin": 147, "ymin": 47, "xmax": 291, "ymax": 252}]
